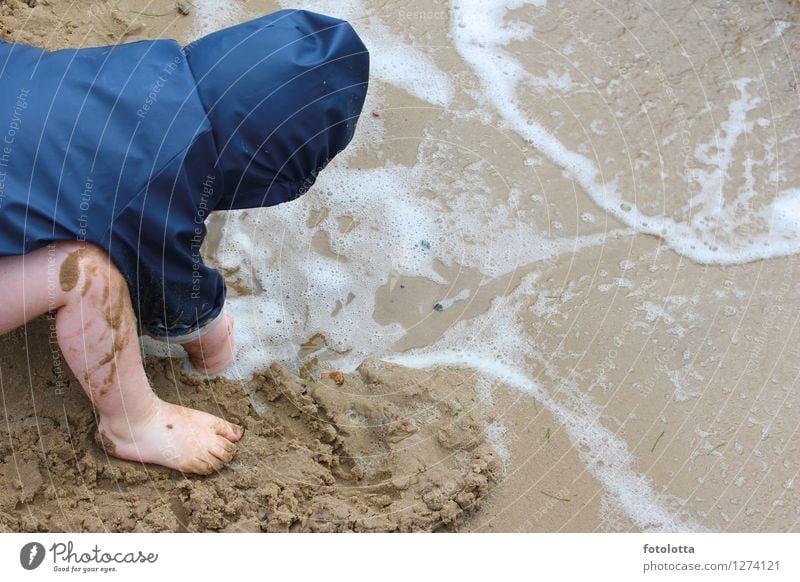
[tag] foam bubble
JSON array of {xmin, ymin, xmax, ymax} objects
[
  {"xmin": 766, "ymin": 188, "xmax": 800, "ymax": 239},
  {"xmin": 483, "ymin": 419, "xmax": 511, "ymax": 469}
]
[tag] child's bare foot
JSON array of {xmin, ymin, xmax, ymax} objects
[{"xmin": 96, "ymin": 399, "xmax": 244, "ymax": 475}]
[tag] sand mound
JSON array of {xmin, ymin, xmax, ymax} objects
[
  {"xmin": 0, "ymin": 0, "xmax": 147, "ymax": 49},
  {"xmin": 0, "ymin": 322, "xmax": 498, "ymax": 532}
]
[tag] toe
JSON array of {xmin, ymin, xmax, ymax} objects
[
  {"xmin": 206, "ymin": 454, "xmax": 226, "ymax": 472},
  {"xmin": 214, "ymin": 419, "xmax": 244, "ymax": 442},
  {"xmin": 209, "ymin": 437, "xmax": 237, "ymax": 464},
  {"xmin": 231, "ymin": 423, "xmax": 245, "ymax": 441},
  {"xmin": 179, "ymin": 458, "xmax": 206, "ymax": 475},
  {"xmin": 188, "ymin": 455, "xmax": 223, "ymax": 475}
]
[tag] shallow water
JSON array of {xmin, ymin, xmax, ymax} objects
[{"xmin": 166, "ymin": 0, "xmax": 800, "ymax": 531}]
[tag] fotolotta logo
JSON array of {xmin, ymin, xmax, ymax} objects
[{"xmin": 20, "ymin": 542, "xmax": 46, "ymax": 570}]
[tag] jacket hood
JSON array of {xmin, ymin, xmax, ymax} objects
[{"xmin": 185, "ymin": 9, "xmax": 370, "ymax": 210}]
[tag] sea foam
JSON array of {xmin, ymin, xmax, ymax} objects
[{"xmin": 449, "ymin": 0, "xmax": 800, "ymax": 264}]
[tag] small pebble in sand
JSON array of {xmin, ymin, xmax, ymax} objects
[
  {"xmin": 371, "ymin": 110, "xmax": 381, "ymax": 117},
  {"xmin": 321, "ymin": 370, "xmax": 345, "ymax": 385}
]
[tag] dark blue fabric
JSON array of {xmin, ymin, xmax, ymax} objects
[{"xmin": 0, "ymin": 10, "xmax": 369, "ymax": 339}]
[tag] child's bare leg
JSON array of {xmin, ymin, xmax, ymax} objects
[
  {"xmin": 182, "ymin": 314, "xmax": 235, "ymax": 374},
  {"xmin": 0, "ymin": 241, "xmax": 243, "ymax": 474}
]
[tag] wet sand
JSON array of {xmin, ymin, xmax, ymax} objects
[{"xmin": 0, "ymin": 0, "xmax": 798, "ymax": 532}]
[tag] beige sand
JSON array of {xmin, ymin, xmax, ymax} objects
[
  {"xmin": 1, "ymin": 0, "xmax": 798, "ymax": 532},
  {"xmin": 0, "ymin": 327, "xmax": 498, "ymax": 531}
]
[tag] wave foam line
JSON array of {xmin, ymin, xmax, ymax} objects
[
  {"xmin": 278, "ymin": 0, "xmax": 453, "ymax": 106},
  {"xmin": 383, "ymin": 349, "xmax": 706, "ymax": 532},
  {"xmin": 449, "ymin": 0, "xmax": 800, "ymax": 264}
]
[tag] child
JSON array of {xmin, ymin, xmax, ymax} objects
[{"xmin": 0, "ymin": 10, "xmax": 369, "ymax": 474}]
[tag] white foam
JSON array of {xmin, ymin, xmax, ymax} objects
[
  {"xmin": 205, "ymin": 129, "xmax": 631, "ymax": 377},
  {"xmin": 384, "ymin": 350, "xmax": 703, "ymax": 531},
  {"xmin": 666, "ymin": 369, "xmax": 701, "ymax": 403},
  {"xmin": 597, "ymin": 277, "xmax": 633, "ymax": 293},
  {"xmin": 449, "ymin": 1, "xmax": 800, "ymax": 264},
  {"xmin": 189, "ymin": 0, "xmax": 246, "ymax": 39},
  {"xmin": 483, "ymin": 419, "xmax": 511, "ymax": 469},
  {"xmin": 213, "ymin": 163, "xmax": 437, "ymax": 377},
  {"xmin": 638, "ymin": 301, "xmax": 675, "ymax": 325},
  {"xmin": 365, "ymin": 19, "xmax": 454, "ymax": 107},
  {"xmin": 278, "ymin": 0, "xmax": 454, "ymax": 107},
  {"xmin": 765, "ymin": 188, "xmax": 800, "ymax": 239},
  {"xmin": 528, "ymin": 70, "xmax": 575, "ymax": 93},
  {"xmin": 772, "ymin": 20, "xmax": 792, "ymax": 39},
  {"xmin": 382, "ymin": 271, "xmax": 703, "ymax": 532}
]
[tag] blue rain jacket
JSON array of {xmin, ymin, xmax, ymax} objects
[{"xmin": 0, "ymin": 9, "xmax": 369, "ymax": 341}]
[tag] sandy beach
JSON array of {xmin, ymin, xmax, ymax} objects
[{"xmin": 0, "ymin": 0, "xmax": 798, "ymax": 532}]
